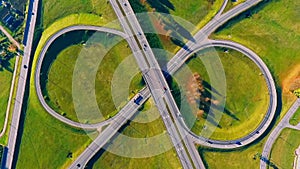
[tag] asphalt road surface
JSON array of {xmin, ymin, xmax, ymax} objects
[
  {"xmin": 260, "ymin": 98, "xmax": 300, "ymax": 169},
  {"xmin": 4, "ymin": 0, "xmax": 39, "ymax": 168}
]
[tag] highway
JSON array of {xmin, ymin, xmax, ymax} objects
[
  {"xmin": 36, "ymin": 28, "xmax": 277, "ymax": 167},
  {"xmin": 168, "ymin": 0, "xmax": 263, "ymax": 70},
  {"xmin": 215, "ymin": 0, "xmax": 228, "ymax": 17},
  {"xmin": 260, "ymin": 98, "xmax": 300, "ymax": 169},
  {"xmin": 4, "ymin": 0, "xmax": 39, "ymax": 168},
  {"xmin": 34, "ymin": 24, "xmax": 201, "ymax": 168},
  {"xmin": 70, "ymin": 0, "xmax": 273, "ymax": 167},
  {"xmin": 68, "ymin": 89, "xmax": 151, "ymax": 168},
  {"xmin": 30, "ymin": 0, "xmax": 278, "ymax": 168},
  {"xmin": 114, "ymin": 0, "xmax": 203, "ymax": 168},
  {"xmin": 0, "ymin": 55, "xmax": 20, "ymax": 138}
]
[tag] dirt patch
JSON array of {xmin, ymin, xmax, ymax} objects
[
  {"xmin": 185, "ymin": 73, "xmax": 220, "ymax": 119},
  {"xmin": 282, "ymin": 64, "xmax": 300, "ymax": 94}
]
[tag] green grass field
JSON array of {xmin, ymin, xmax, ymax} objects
[
  {"xmin": 166, "ymin": 0, "xmax": 223, "ymax": 28},
  {"xmin": 45, "ymin": 31, "xmax": 133, "ymax": 123},
  {"xmin": 0, "ymin": 57, "xmax": 15, "ymax": 133},
  {"xmin": 175, "ymin": 47, "xmax": 268, "ymax": 140},
  {"xmin": 42, "ymin": 0, "xmax": 118, "ymax": 28},
  {"xmin": 199, "ymin": 138, "xmax": 266, "ymax": 169},
  {"xmin": 90, "ymin": 148, "xmax": 181, "ymax": 169},
  {"xmin": 269, "ymin": 128, "xmax": 300, "ymax": 169},
  {"xmin": 16, "ymin": 99, "xmax": 96, "ymax": 168},
  {"xmin": 89, "ymin": 98, "xmax": 182, "ymax": 169},
  {"xmin": 213, "ymin": 0, "xmax": 300, "ymax": 85},
  {"xmin": 290, "ymin": 108, "xmax": 300, "ymax": 126}
]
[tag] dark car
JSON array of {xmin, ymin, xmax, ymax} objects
[{"xmin": 134, "ymin": 95, "xmax": 143, "ymax": 105}]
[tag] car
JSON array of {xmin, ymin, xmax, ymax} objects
[
  {"xmin": 235, "ymin": 141, "xmax": 242, "ymax": 145},
  {"xmin": 134, "ymin": 95, "xmax": 143, "ymax": 105}
]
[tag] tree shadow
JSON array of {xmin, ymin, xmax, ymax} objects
[
  {"xmin": 202, "ymin": 80, "xmax": 222, "ymax": 96},
  {"xmin": 159, "ymin": 0, "xmax": 175, "ymax": 11},
  {"xmin": 196, "ymin": 84, "xmax": 283, "ymax": 168},
  {"xmin": 130, "ymin": 0, "xmax": 170, "ymax": 66},
  {"xmin": 206, "ymin": 114, "xmax": 222, "ymax": 129},
  {"xmin": 260, "ymin": 156, "xmax": 279, "ymax": 169},
  {"xmin": 163, "ymin": 70, "xmax": 182, "ymax": 110},
  {"xmin": 211, "ymin": 103, "xmax": 240, "ymax": 121},
  {"xmin": 195, "ymin": 78, "xmax": 240, "ymax": 127},
  {"xmin": 131, "ymin": 0, "xmax": 195, "ymax": 48},
  {"xmin": 0, "ymin": 55, "xmax": 13, "ymax": 73},
  {"xmin": 162, "ymin": 16, "xmax": 195, "ymax": 43},
  {"xmin": 147, "ymin": 0, "xmax": 170, "ymax": 14}
]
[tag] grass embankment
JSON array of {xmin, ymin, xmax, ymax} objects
[
  {"xmin": 200, "ymin": 0, "xmax": 300, "ymax": 168},
  {"xmin": 165, "ymin": 0, "xmax": 223, "ymax": 30},
  {"xmin": 177, "ymin": 47, "xmax": 268, "ymax": 140},
  {"xmin": 0, "ymin": 57, "xmax": 15, "ymax": 134},
  {"xmin": 42, "ymin": 0, "xmax": 119, "ymax": 29},
  {"xmin": 290, "ymin": 108, "xmax": 300, "ymax": 126},
  {"xmin": 90, "ymin": 98, "xmax": 182, "ymax": 169},
  {"xmin": 270, "ymin": 129, "xmax": 300, "ymax": 169},
  {"xmin": 199, "ymin": 136, "xmax": 267, "ymax": 169},
  {"xmin": 0, "ymin": 145, "xmax": 3, "ymax": 164},
  {"xmin": 16, "ymin": 0, "xmax": 119, "ymax": 168}
]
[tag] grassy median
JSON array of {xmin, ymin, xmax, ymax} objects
[
  {"xmin": 290, "ymin": 108, "xmax": 300, "ymax": 126},
  {"xmin": 0, "ymin": 57, "xmax": 15, "ymax": 134}
]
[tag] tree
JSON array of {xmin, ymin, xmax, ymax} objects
[{"xmin": 293, "ymin": 88, "xmax": 300, "ymax": 98}]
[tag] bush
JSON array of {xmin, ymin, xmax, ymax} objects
[{"xmin": 293, "ymin": 88, "xmax": 300, "ymax": 98}]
